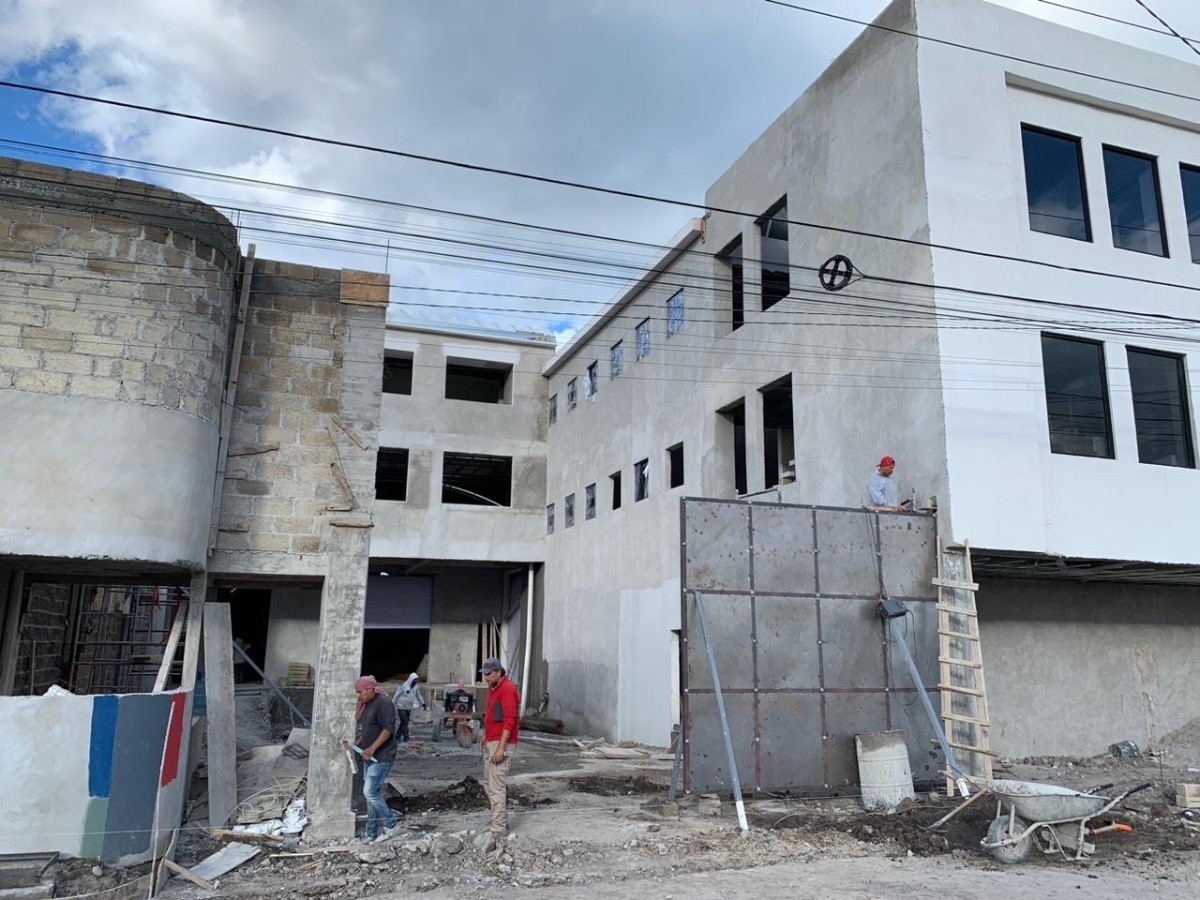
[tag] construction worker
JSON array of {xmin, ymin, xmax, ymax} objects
[
  {"xmin": 479, "ymin": 658, "xmax": 520, "ymax": 839},
  {"xmin": 866, "ymin": 455, "xmax": 908, "ymax": 511}
]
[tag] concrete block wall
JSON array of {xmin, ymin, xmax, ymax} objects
[
  {"xmin": 211, "ymin": 264, "xmax": 387, "ymax": 575},
  {"xmin": 11, "ymin": 583, "xmax": 71, "ymax": 695},
  {"xmin": 0, "ymin": 157, "xmax": 238, "ymax": 420}
]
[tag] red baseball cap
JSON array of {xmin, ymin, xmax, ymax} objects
[{"xmin": 878, "ymin": 456, "xmax": 895, "ymax": 468}]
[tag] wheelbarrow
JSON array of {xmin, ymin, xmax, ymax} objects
[{"xmin": 980, "ymin": 779, "xmax": 1151, "ymax": 863}]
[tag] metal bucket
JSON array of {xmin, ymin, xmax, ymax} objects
[{"xmin": 856, "ymin": 730, "xmax": 915, "ymax": 811}]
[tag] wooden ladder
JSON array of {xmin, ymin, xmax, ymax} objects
[{"xmin": 934, "ymin": 539, "xmax": 995, "ymax": 793}]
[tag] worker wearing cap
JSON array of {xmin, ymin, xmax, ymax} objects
[
  {"xmin": 346, "ymin": 675, "xmax": 400, "ymax": 842},
  {"xmin": 866, "ymin": 455, "xmax": 906, "ymax": 511},
  {"xmin": 478, "ymin": 657, "xmax": 520, "ymax": 838}
]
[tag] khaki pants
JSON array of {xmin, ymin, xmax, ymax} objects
[{"xmin": 481, "ymin": 740, "xmax": 515, "ymax": 835}]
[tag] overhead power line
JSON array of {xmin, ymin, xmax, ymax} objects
[{"xmin": 1131, "ymin": 0, "xmax": 1200, "ymax": 57}]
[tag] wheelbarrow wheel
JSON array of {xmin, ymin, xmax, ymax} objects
[
  {"xmin": 986, "ymin": 815, "xmax": 1033, "ymax": 864},
  {"xmin": 431, "ymin": 717, "xmax": 442, "ymax": 742}
]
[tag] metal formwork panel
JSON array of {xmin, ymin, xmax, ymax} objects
[
  {"xmin": 681, "ymin": 499, "xmax": 939, "ymax": 796},
  {"xmin": 684, "ymin": 501, "xmax": 750, "ymax": 591},
  {"xmin": 751, "ymin": 505, "xmax": 817, "ymax": 594},
  {"xmin": 814, "ymin": 508, "xmax": 882, "ymax": 597},
  {"xmin": 890, "ymin": 691, "xmax": 946, "ymax": 785}
]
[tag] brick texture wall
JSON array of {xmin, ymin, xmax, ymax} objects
[
  {"xmin": 0, "ymin": 158, "xmax": 238, "ymax": 421},
  {"xmin": 12, "ymin": 583, "xmax": 71, "ymax": 695}
]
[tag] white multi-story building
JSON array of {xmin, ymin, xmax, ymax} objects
[{"xmin": 541, "ymin": 0, "xmax": 1200, "ymax": 754}]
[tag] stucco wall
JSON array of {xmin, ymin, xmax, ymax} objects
[
  {"xmin": 263, "ymin": 586, "xmax": 322, "ymax": 683},
  {"xmin": 0, "ymin": 689, "xmax": 191, "ymax": 865},
  {"xmin": 978, "ymin": 577, "xmax": 1200, "ymax": 756}
]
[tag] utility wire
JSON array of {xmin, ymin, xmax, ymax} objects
[
  {"xmin": 1035, "ymin": 0, "xmax": 1198, "ymax": 43},
  {"xmin": 1131, "ymin": 0, "xmax": 1200, "ymax": 57}
]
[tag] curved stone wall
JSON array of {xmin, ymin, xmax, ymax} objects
[{"xmin": 0, "ymin": 157, "xmax": 241, "ymax": 569}]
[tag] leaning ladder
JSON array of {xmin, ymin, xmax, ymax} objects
[{"xmin": 935, "ymin": 539, "xmax": 996, "ymax": 793}]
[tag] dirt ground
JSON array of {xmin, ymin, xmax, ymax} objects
[{"xmin": 40, "ymin": 713, "xmax": 1200, "ymax": 899}]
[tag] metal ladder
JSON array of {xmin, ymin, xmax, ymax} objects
[{"xmin": 935, "ymin": 539, "xmax": 996, "ymax": 793}]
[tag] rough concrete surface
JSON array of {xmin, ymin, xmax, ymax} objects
[{"xmin": 135, "ymin": 715, "xmax": 1200, "ymax": 900}]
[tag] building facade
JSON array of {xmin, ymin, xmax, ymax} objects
[{"xmin": 542, "ymin": 0, "xmax": 1200, "ymax": 754}]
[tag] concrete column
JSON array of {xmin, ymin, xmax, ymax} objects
[
  {"xmin": 742, "ymin": 221, "xmax": 763, "ymax": 315},
  {"xmin": 306, "ymin": 523, "xmax": 371, "ymax": 840},
  {"xmin": 744, "ymin": 390, "xmax": 767, "ymax": 494}
]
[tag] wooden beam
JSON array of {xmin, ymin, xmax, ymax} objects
[{"xmin": 152, "ymin": 597, "xmax": 189, "ymax": 692}]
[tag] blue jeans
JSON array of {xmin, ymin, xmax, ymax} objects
[
  {"xmin": 396, "ymin": 708, "xmax": 411, "ymax": 742},
  {"xmin": 363, "ymin": 760, "xmax": 397, "ymax": 837}
]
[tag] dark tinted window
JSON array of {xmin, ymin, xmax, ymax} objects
[
  {"xmin": 1103, "ymin": 147, "xmax": 1166, "ymax": 256},
  {"xmin": 1128, "ymin": 348, "xmax": 1193, "ymax": 468},
  {"xmin": 1021, "ymin": 126, "xmax": 1090, "ymax": 241},
  {"xmin": 1041, "ymin": 334, "xmax": 1112, "ymax": 458},
  {"xmin": 376, "ymin": 448, "xmax": 409, "ymax": 501},
  {"xmin": 382, "ymin": 354, "xmax": 413, "ymax": 395},
  {"xmin": 445, "ymin": 360, "xmax": 511, "ymax": 403},
  {"xmin": 1182, "ymin": 164, "xmax": 1200, "ymax": 264}
]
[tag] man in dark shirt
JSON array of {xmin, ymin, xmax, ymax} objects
[
  {"xmin": 479, "ymin": 658, "xmax": 520, "ymax": 838},
  {"xmin": 348, "ymin": 675, "xmax": 399, "ymax": 841}
]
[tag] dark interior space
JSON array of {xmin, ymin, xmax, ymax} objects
[
  {"xmin": 442, "ymin": 452, "xmax": 513, "ymax": 506},
  {"xmin": 445, "ymin": 360, "xmax": 511, "ymax": 404},
  {"xmin": 382, "ymin": 353, "xmax": 413, "ymax": 395},
  {"xmin": 719, "ymin": 400, "xmax": 747, "ymax": 495},
  {"xmin": 221, "ymin": 587, "xmax": 270, "ymax": 683},
  {"xmin": 760, "ymin": 377, "xmax": 794, "ymax": 489},
  {"xmin": 376, "ymin": 447, "xmax": 410, "ymax": 501},
  {"xmin": 361, "ymin": 628, "xmax": 431, "ymax": 681}
]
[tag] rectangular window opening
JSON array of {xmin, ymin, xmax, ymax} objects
[
  {"xmin": 1103, "ymin": 146, "xmax": 1167, "ymax": 257},
  {"xmin": 546, "ymin": 503, "xmax": 555, "ymax": 535},
  {"xmin": 1021, "ymin": 125, "xmax": 1091, "ymax": 242},
  {"xmin": 382, "ymin": 352, "xmax": 414, "ymax": 395},
  {"xmin": 1041, "ymin": 333, "xmax": 1113, "ymax": 458},
  {"xmin": 564, "ymin": 492, "xmax": 575, "ymax": 528},
  {"xmin": 667, "ymin": 442, "xmax": 685, "ymax": 489},
  {"xmin": 1128, "ymin": 347, "xmax": 1193, "ymax": 467},
  {"xmin": 667, "ymin": 290, "xmax": 684, "ymax": 337},
  {"xmin": 444, "ymin": 357, "xmax": 513, "ymax": 404},
  {"xmin": 759, "ymin": 376, "xmax": 794, "ymax": 489},
  {"xmin": 584, "ymin": 361, "xmax": 598, "ymax": 399},
  {"xmin": 610, "ymin": 470, "xmax": 622, "ymax": 510},
  {"xmin": 610, "ymin": 341, "xmax": 624, "ymax": 379},
  {"xmin": 585, "ymin": 483, "xmax": 596, "ymax": 519},
  {"xmin": 634, "ymin": 459, "xmax": 649, "ymax": 501},
  {"xmin": 636, "ymin": 318, "xmax": 651, "ymax": 360},
  {"xmin": 441, "ymin": 452, "xmax": 512, "ymax": 506},
  {"xmin": 1183, "ymin": 164, "xmax": 1200, "ymax": 264},
  {"xmin": 548, "ymin": 393, "xmax": 557, "ymax": 426},
  {"xmin": 567, "ymin": 378, "xmax": 578, "ymax": 410},
  {"xmin": 718, "ymin": 400, "xmax": 747, "ymax": 496},
  {"xmin": 718, "ymin": 237, "xmax": 744, "ymax": 331},
  {"xmin": 375, "ymin": 448, "xmax": 409, "ymax": 501},
  {"xmin": 759, "ymin": 201, "xmax": 790, "ymax": 310}
]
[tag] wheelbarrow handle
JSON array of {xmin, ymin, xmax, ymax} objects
[{"xmin": 1121, "ymin": 782, "xmax": 1154, "ymax": 799}]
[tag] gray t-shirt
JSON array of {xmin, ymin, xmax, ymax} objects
[
  {"xmin": 867, "ymin": 471, "xmax": 898, "ymax": 507},
  {"xmin": 358, "ymin": 693, "xmax": 398, "ymax": 762}
]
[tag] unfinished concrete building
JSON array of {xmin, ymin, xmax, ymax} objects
[
  {"xmin": 542, "ymin": 0, "xmax": 1200, "ymax": 767},
  {"xmin": 0, "ymin": 156, "xmax": 388, "ymax": 857}
]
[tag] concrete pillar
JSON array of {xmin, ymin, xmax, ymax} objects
[
  {"xmin": 745, "ymin": 390, "xmax": 767, "ymax": 494},
  {"xmin": 742, "ymin": 221, "xmax": 763, "ymax": 315},
  {"xmin": 306, "ymin": 523, "xmax": 371, "ymax": 840}
]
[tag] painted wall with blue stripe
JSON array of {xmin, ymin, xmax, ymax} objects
[{"xmin": 0, "ymin": 689, "xmax": 192, "ymax": 865}]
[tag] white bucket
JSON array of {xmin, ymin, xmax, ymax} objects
[{"xmin": 856, "ymin": 730, "xmax": 915, "ymax": 811}]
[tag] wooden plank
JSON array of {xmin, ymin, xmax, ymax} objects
[
  {"xmin": 942, "ymin": 711, "xmax": 989, "ymax": 726},
  {"xmin": 938, "ymin": 684, "xmax": 985, "ymax": 696},
  {"xmin": 181, "ymin": 573, "xmax": 207, "ymax": 691},
  {"xmin": 203, "ymin": 603, "xmax": 237, "ymax": 828},
  {"xmin": 944, "ymin": 741, "xmax": 1000, "ymax": 756},
  {"xmin": 938, "ymin": 656, "xmax": 982, "ymax": 668},
  {"xmin": 163, "ymin": 857, "xmax": 217, "ymax": 891},
  {"xmin": 185, "ymin": 842, "xmax": 261, "ymax": 882},
  {"xmin": 937, "ymin": 629, "xmax": 978, "ymax": 640},
  {"xmin": 932, "ymin": 578, "xmax": 979, "ymax": 590},
  {"xmin": 152, "ymin": 596, "xmax": 188, "ymax": 692}
]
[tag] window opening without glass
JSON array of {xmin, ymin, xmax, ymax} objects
[
  {"xmin": 718, "ymin": 237, "xmax": 744, "ymax": 331},
  {"xmin": 382, "ymin": 352, "xmax": 414, "ymax": 395},
  {"xmin": 1103, "ymin": 146, "xmax": 1166, "ymax": 257},
  {"xmin": 610, "ymin": 471, "xmax": 622, "ymax": 510},
  {"xmin": 546, "ymin": 503, "xmax": 555, "ymax": 534},
  {"xmin": 548, "ymin": 394, "xmax": 557, "ymax": 426},
  {"xmin": 441, "ymin": 452, "xmax": 512, "ymax": 506},
  {"xmin": 444, "ymin": 358, "xmax": 512, "ymax": 404},
  {"xmin": 667, "ymin": 443, "xmax": 685, "ymax": 489},
  {"xmin": 585, "ymin": 483, "xmax": 596, "ymax": 519},
  {"xmin": 1127, "ymin": 347, "xmax": 1193, "ymax": 468},
  {"xmin": 1041, "ymin": 333, "xmax": 1113, "ymax": 458},
  {"xmin": 718, "ymin": 399, "xmax": 748, "ymax": 496},
  {"xmin": 759, "ymin": 201, "xmax": 790, "ymax": 310},
  {"xmin": 1021, "ymin": 125, "xmax": 1090, "ymax": 242},
  {"xmin": 375, "ymin": 448, "xmax": 410, "ymax": 501},
  {"xmin": 585, "ymin": 362, "xmax": 598, "ymax": 398},
  {"xmin": 610, "ymin": 341, "xmax": 624, "ymax": 379},
  {"xmin": 567, "ymin": 378, "xmax": 577, "ymax": 410},
  {"xmin": 634, "ymin": 459, "xmax": 649, "ymax": 501},
  {"xmin": 760, "ymin": 376, "xmax": 795, "ymax": 489},
  {"xmin": 564, "ymin": 493, "xmax": 575, "ymax": 528}
]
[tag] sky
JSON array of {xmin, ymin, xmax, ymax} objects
[{"xmin": 0, "ymin": 0, "xmax": 1197, "ymax": 340}]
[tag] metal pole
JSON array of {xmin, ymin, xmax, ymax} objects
[
  {"xmin": 692, "ymin": 590, "xmax": 749, "ymax": 831},
  {"xmin": 888, "ymin": 617, "xmax": 969, "ymax": 797},
  {"xmin": 668, "ymin": 726, "xmax": 684, "ymax": 802},
  {"xmin": 521, "ymin": 564, "xmax": 534, "ymax": 709},
  {"xmin": 232, "ymin": 639, "xmax": 311, "ymax": 727}
]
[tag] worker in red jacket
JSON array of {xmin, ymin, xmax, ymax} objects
[{"xmin": 479, "ymin": 657, "xmax": 520, "ymax": 838}]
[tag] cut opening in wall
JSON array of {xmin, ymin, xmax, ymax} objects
[
  {"xmin": 667, "ymin": 442, "xmax": 685, "ymax": 488},
  {"xmin": 610, "ymin": 470, "xmax": 622, "ymax": 510},
  {"xmin": 718, "ymin": 399, "xmax": 748, "ymax": 496},
  {"xmin": 718, "ymin": 237, "xmax": 744, "ymax": 331},
  {"xmin": 382, "ymin": 352, "xmax": 414, "ymax": 395},
  {"xmin": 445, "ymin": 357, "xmax": 512, "ymax": 404},
  {"xmin": 442, "ymin": 452, "xmax": 513, "ymax": 506},
  {"xmin": 634, "ymin": 459, "xmax": 649, "ymax": 501},
  {"xmin": 759, "ymin": 200, "xmax": 790, "ymax": 310},
  {"xmin": 760, "ymin": 377, "xmax": 794, "ymax": 490},
  {"xmin": 219, "ymin": 587, "xmax": 271, "ymax": 685},
  {"xmin": 376, "ymin": 447, "xmax": 410, "ymax": 501},
  {"xmin": 364, "ymin": 574, "xmax": 432, "ymax": 681}
]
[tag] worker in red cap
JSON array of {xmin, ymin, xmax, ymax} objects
[
  {"xmin": 866, "ymin": 455, "xmax": 907, "ymax": 511},
  {"xmin": 345, "ymin": 675, "xmax": 400, "ymax": 842}
]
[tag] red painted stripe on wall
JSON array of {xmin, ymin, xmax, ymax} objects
[{"xmin": 160, "ymin": 692, "xmax": 187, "ymax": 787}]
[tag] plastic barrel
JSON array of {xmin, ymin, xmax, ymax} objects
[{"xmin": 856, "ymin": 730, "xmax": 915, "ymax": 811}]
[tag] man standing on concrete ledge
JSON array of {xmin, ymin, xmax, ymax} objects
[
  {"xmin": 479, "ymin": 658, "xmax": 520, "ymax": 838},
  {"xmin": 349, "ymin": 675, "xmax": 400, "ymax": 842},
  {"xmin": 866, "ymin": 455, "xmax": 907, "ymax": 511}
]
